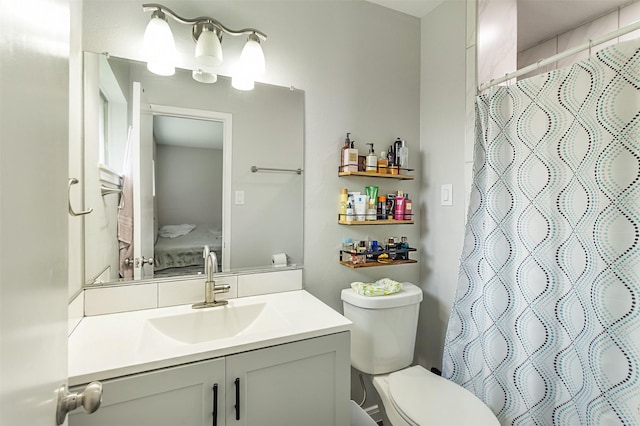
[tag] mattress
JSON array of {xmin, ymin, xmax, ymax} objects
[{"xmin": 154, "ymin": 225, "xmax": 222, "ymax": 271}]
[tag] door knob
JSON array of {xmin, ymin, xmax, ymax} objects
[
  {"xmin": 56, "ymin": 381, "xmax": 103, "ymax": 425},
  {"xmin": 141, "ymin": 256, "xmax": 154, "ymax": 266}
]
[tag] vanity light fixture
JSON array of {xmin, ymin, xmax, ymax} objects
[{"xmin": 142, "ymin": 3, "xmax": 267, "ymax": 89}]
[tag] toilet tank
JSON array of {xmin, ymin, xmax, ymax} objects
[{"xmin": 341, "ymin": 282, "xmax": 423, "ymax": 375}]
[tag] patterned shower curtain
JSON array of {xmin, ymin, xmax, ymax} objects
[{"xmin": 442, "ymin": 39, "xmax": 640, "ymax": 425}]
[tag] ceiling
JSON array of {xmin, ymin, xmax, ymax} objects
[
  {"xmin": 367, "ymin": 0, "xmax": 632, "ymax": 51},
  {"xmin": 154, "ymin": 115, "xmax": 224, "ymax": 150}
]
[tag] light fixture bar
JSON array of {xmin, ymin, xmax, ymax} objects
[{"xmin": 142, "ymin": 3, "xmax": 267, "ymax": 41}]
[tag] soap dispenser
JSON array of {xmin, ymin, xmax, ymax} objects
[
  {"xmin": 340, "ymin": 133, "xmax": 351, "ymax": 172},
  {"xmin": 365, "ymin": 143, "xmax": 377, "ymax": 173}
]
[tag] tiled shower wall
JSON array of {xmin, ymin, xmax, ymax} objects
[{"xmin": 518, "ymin": 1, "xmax": 640, "ymax": 80}]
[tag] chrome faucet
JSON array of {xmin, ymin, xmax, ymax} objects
[{"xmin": 192, "ymin": 250, "xmax": 230, "ymax": 309}]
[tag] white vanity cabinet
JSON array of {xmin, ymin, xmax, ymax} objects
[
  {"xmin": 69, "ymin": 357, "xmax": 225, "ymax": 426},
  {"xmin": 69, "ymin": 332, "xmax": 350, "ymax": 426},
  {"xmin": 226, "ymin": 332, "xmax": 350, "ymax": 425}
]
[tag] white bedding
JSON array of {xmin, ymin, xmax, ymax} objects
[{"xmin": 154, "ymin": 225, "xmax": 222, "ymax": 271}]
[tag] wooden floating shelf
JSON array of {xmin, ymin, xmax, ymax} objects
[
  {"xmin": 339, "ymin": 259, "xmax": 418, "ymax": 269},
  {"xmin": 338, "ymin": 171, "xmax": 414, "ymax": 180},
  {"xmin": 338, "ymin": 219, "xmax": 414, "ymax": 225}
]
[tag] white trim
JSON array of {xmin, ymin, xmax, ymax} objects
[
  {"xmin": 148, "ymin": 104, "xmax": 232, "ymax": 272},
  {"xmin": 479, "ymin": 19, "xmax": 640, "ymax": 92}
]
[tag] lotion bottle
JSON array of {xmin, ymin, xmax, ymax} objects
[
  {"xmin": 340, "ymin": 133, "xmax": 351, "ymax": 172},
  {"xmin": 347, "ymin": 140, "xmax": 358, "ymax": 172},
  {"xmin": 394, "ymin": 190, "xmax": 406, "ymax": 220},
  {"xmin": 365, "ymin": 143, "xmax": 377, "ymax": 173}
]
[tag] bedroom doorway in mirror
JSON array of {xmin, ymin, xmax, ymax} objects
[{"xmin": 132, "ymin": 102, "xmax": 232, "ymax": 280}]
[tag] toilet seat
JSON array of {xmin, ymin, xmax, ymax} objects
[{"xmin": 374, "ymin": 365, "xmax": 499, "ymax": 426}]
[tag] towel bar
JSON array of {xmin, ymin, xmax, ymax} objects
[{"xmin": 251, "ymin": 166, "xmax": 303, "ymax": 175}]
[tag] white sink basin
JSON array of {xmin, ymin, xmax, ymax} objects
[{"xmin": 145, "ymin": 302, "xmax": 290, "ymax": 345}]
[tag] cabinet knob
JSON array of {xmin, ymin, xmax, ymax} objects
[{"xmin": 56, "ymin": 381, "xmax": 103, "ymax": 425}]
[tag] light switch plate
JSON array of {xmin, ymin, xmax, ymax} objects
[
  {"xmin": 235, "ymin": 190, "xmax": 245, "ymax": 205},
  {"xmin": 441, "ymin": 184, "xmax": 453, "ymax": 206}
]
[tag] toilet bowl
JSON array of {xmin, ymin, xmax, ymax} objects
[
  {"xmin": 372, "ymin": 366, "xmax": 498, "ymax": 426},
  {"xmin": 341, "ymin": 283, "xmax": 499, "ymax": 426}
]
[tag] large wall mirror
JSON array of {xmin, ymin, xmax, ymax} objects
[{"xmin": 82, "ymin": 52, "xmax": 304, "ymax": 286}]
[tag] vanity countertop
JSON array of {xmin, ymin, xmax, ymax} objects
[{"xmin": 68, "ymin": 290, "xmax": 351, "ymax": 386}]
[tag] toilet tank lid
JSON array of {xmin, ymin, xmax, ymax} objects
[{"xmin": 341, "ymin": 282, "xmax": 423, "ymax": 309}]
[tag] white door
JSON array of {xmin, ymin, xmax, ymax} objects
[
  {"xmin": 0, "ymin": 0, "xmax": 71, "ymax": 424},
  {"xmin": 131, "ymin": 82, "xmax": 155, "ymax": 279}
]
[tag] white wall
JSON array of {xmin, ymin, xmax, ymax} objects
[
  {"xmin": 477, "ymin": 0, "xmax": 517, "ymax": 85},
  {"xmin": 518, "ymin": 1, "xmax": 640, "ymax": 80},
  {"xmin": 155, "ymin": 144, "xmax": 223, "ymax": 227},
  {"xmin": 417, "ymin": 0, "xmax": 470, "ymax": 370}
]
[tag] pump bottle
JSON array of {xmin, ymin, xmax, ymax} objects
[
  {"xmin": 365, "ymin": 143, "xmax": 377, "ymax": 173},
  {"xmin": 340, "ymin": 133, "xmax": 351, "ymax": 172}
]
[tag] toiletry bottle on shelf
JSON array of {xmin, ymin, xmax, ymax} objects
[
  {"xmin": 365, "ymin": 186, "xmax": 378, "ymax": 220},
  {"xmin": 386, "ymin": 194, "xmax": 396, "ymax": 219},
  {"xmin": 388, "ymin": 145, "xmax": 398, "ymax": 175},
  {"xmin": 343, "ymin": 137, "xmax": 358, "ymax": 172},
  {"xmin": 354, "ymin": 194, "xmax": 368, "ymax": 221},
  {"xmin": 377, "ymin": 195, "xmax": 387, "ymax": 220},
  {"xmin": 404, "ymin": 193, "xmax": 412, "ymax": 220},
  {"xmin": 340, "ymin": 133, "xmax": 351, "ymax": 172},
  {"xmin": 365, "ymin": 143, "xmax": 377, "ymax": 173},
  {"xmin": 350, "ymin": 140, "xmax": 359, "ymax": 172},
  {"xmin": 377, "ymin": 150, "xmax": 388, "ymax": 174},
  {"xmin": 394, "ymin": 190, "xmax": 406, "ymax": 220},
  {"xmin": 394, "ymin": 138, "xmax": 403, "ymax": 167},
  {"xmin": 397, "ymin": 139, "xmax": 409, "ymax": 171},
  {"xmin": 339, "ymin": 188, "xmax": 348, "ymax": 221},
  {"xmin": 346, "ymin": 202, "xmax": 354, "ymax": 222}
]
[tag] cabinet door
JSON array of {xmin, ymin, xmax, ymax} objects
[
  {"xmin": 226, "ymin": 332, "xmax": 350, "ymax": 426},
  {"xmin": 69, "ymin": 357, "xmax": 225, "ymax": 426}
]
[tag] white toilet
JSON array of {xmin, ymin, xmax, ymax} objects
[{"xmin": 341, "ymin": 282, "xmax": 499, "ymax": 426}]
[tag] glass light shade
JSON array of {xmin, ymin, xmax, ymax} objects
[
  {"xmin": 239, "ymin": 37, "xmax": 265, "ymax": 78},
  {"xmin": 192, "ymin": 69, "xmax": 218, "ymax": 84},
  {"xmin": 231, "ymin": 72, "xmax": 254, "ymax": 91},
  {"xmin": 195, "ymin": 27, "xmax": 223, "ymax": 67},
  {"xmin": 143, "ymin": 15, "xmax": 176, "ymax": 76}
]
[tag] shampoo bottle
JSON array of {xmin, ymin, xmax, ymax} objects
[
  {"xmin": 365, "ymin": 143, "xmax": 377, "ymax": 173},
  {"xmin": 404, "ymin": 193, "xmax": 412, "ymax": 221},
  {"xmin": 394, "ymin": 190, "xmax": 406, "ymax": 220}
]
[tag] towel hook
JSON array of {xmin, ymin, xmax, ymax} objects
[{"xmin": 68, "ymin": 178, "xmax": 93, "ymax": 216}]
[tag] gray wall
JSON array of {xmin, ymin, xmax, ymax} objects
[
  {"xmin": 82, "ymin": 0, "xmax": 421, "ymax": 308},
  {"xmin": 82, "ymin": 0, "xmax": 422, "ymax": 408},
  {"xmin": 155, "ymin": 144, "xmax": 223, "ymax": 228},
  {"xmin": 418, "ymin": 0, "xmax": 469, "ymax": 371}
]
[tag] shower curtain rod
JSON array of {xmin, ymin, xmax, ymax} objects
[{"xmin": 478, "ymin": 19, "xmax": 640, "ymax": 92}]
